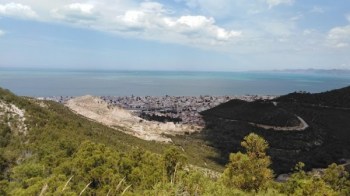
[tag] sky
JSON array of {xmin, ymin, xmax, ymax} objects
[{"xmin": 0, "ymin": 0, "xmax": 349, "ymax": 71}]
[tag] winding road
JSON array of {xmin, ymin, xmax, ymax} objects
[
  {"xmin": 249, "ymin": 116, "xmax": 309, "ymax": 131},
  {"xmin": 216, "ymin": 115, "xmax": 309, "ymax": 131}
]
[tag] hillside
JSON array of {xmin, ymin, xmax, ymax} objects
[
  {"xmin": 276, "ymin": 86, "xmax": 350, "ymax": 108},
  {"xmin": 0, "ymin": 87, "xmax": 221, "ymax": 194},
  {"xmin": 200, "ymin": 86, "xmax": 350, "ymax": 173},
  {"xmin": 202, "ymin": 99, "xmax": 300, "ymax": 127},
  {"xmin": 0, "ymin": 87, "xmax": 350, "ymax": 194}
]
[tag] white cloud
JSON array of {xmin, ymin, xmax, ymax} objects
[
  {"xmin": 163, "ymin": 15, "xmax": 241, "ymax": 41},
  {"xmin": 117, "ymin": 10, "xmax": 146, "ymax": 27},
  {"xmin": 264, "ymin": 0, "xmax": 294, "ymax": 9},
  {"xmin": 68, "ymin": 3, "xmax": 94, "ymax": 14},
  {"xmin": 327, "ymin": 25, "xmax": 350, "ymax": 48},
  {"xmin": 0, "ymin": 29, "xmax": 4, "ymax": 36},
  {"xmin": 49, "ymin": 1, "xmax": 241, "ymax": 47},
  {"xmin": 347, "ymin": 14, "xmax": 350, "ymax": 22},
  {"xmin": 113, "ymin": 2, "xmax": 168, "ymax": 30},
  {"xmin": 0, "ymin": 3, "xmax": 38, "ymax": 19},
  {"xmin": 113, "ymin": 10, "xmax": 242, "ymax": 46},
  {"xmin": 0, "ymin": 0, "xmax": 303, "ymax": 52},
  {"xmin": 114, "ymin": 3, "xmax": 167, "ymax": 31},
  {"xmin": 176, "ymin": 15, "xmax": 213, "ymax": 29},
  {"xmin": 1, "ymin": 0, "xmax": 346, "ymax": 59},
  {"xmin": 51, "ymin": 3, "xmax": 99, "ymax": 24}
]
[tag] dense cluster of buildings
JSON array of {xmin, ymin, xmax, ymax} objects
[
  {"xmin": 39, "ymin": 95, "xmax": 275, "ymax": 125},
  {"xmin": 101, "ymin": 95, "xmax": 274, "ymax": 125}
]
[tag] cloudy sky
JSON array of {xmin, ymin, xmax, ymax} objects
[{"xmin": 0, "ymin": 0, "xmax": 349, "ymax": 71}]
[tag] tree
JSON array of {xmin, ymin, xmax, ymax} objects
[
  {"xmin": 241, "ymin": 132, "xmax": 269, "ymax": 159},
  {"xmin": 282, "ymin": 162, "xmax": 338, "ymax": 196},
  {"xmin": 222, "ymin": 133, "xmax": 273, "ymax": 192},
  {"xmin": 163, "ymin": 147, "xmax": 186, "ymax": 183},
  {"xmin": 322, "ymin": 163, "xmax": 350, "ymax": 193}
]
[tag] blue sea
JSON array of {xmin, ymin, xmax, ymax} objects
[{"xmin": 1, "ymin": 68, "xmax": 350, "ymax": 97}]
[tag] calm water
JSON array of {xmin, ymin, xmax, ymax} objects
[{"xmin": 1, "ymin": 68, "xmax": 350, "ymax": 97}]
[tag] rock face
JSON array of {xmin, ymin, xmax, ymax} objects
[
  {"xmin": 0, "ymin": 100, "xmax": 27, "ymax": 136},
  {"xmin": 201, "ymin": 86, "xmax": 350, "ymax": 174}
]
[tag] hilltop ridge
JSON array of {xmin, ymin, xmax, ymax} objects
[{"xmin": 276, "ymin": 85, "xmax": 350, "ymax": 108}]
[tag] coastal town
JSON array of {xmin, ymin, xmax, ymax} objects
[{"xmin": 38, "ymin": 95, "xmax": 275, "ymax": 126}]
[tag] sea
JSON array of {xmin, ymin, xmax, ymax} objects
[{"xmin": 1, "ymin": 68, "xmax": 350, "ymax": 97}]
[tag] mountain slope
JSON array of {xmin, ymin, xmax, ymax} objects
[
  {"xmin": 200, "ymin": 86, "xmax": 350, "ymax": 173},
  {"xmin": 1, "ymin": 87, "xmax": 350, "ymax": 195},
  {"xmin": 0, "ymin": 87, "xmax": 221, "ymax": 194}
]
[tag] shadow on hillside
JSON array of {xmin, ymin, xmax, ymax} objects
[{"xmin": 198, "ymin": 100, "xmax": 350, "ymax": 174}]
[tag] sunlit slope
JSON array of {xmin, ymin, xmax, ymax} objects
[{"xmin": 0, "ymin": 87, "xmax": 222, "ymax": 176}]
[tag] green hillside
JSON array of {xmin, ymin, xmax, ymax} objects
[{"xmin": 0, "ymin": 88, "xmax": 349, "ymax": 195}]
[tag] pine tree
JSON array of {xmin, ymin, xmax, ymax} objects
[{"xmin": 222, "ymin": 133, "xmax": 273, "ymax": 192}]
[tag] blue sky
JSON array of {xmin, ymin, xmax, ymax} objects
[{"xmin": 0, "ymin": 0, "xmax": 349, "ymax": 71}]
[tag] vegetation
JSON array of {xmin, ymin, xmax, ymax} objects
[
  {"xmin": 0, "ymin": 87, "xmax": 350, "ymax": 195},
  {"xmin": 200, "ymin": 86, "xmax": 350, "ymax": 174},
  {"xmin": 202, "ymin": 99, "xmax": 299, "ymax": 127},
  {"xmin": 276, "ymin": 86, "xmax": 350, "ymax": 108},
  {"xmin": 140, "ymin": 112, "xmax": 182, "ymax": 123},
  {"xmin": 222, "ymin": 133, "xmax": 273, "ymax": 192}
]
